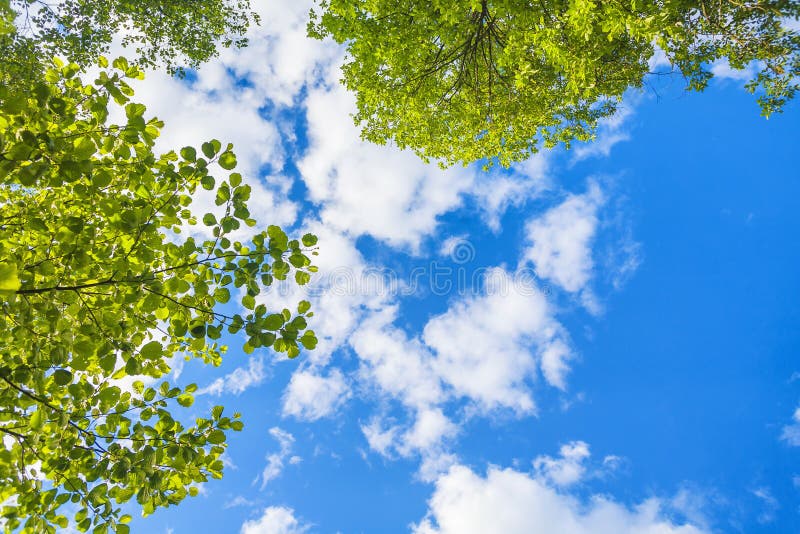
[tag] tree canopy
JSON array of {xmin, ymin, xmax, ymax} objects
[
  {"xmin": 0, "ymin": 0, "xmax": 258, "ymax": 87},
  {"xmin": 0, "ymin": 58, "xmax": 318, "ymax": 533},
  {"xmin": 310, "ymin": 0, "xmax": 800, "ymax": 167}
]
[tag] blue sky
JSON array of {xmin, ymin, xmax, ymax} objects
[{"xmin": 108, "ymin": 2, "xmax": 800, "ymax": 532}]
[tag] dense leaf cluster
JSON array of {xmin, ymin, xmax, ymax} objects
[
  {"xmin": 311, "ymin": 0, "xmax": 800, "ymax": 166},
  {"xmin": 5, "ymin": 0, "xmax": 257, "ymax": 72},
  {"xmin": 0, "ymin": 59, "xmax": 318, "ymax": 532}
]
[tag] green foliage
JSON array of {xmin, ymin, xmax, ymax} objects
[
  {"xmin": 310, "ymin": 0, "xmax": 800, "ymax": 167},
  {"xmin": 0, "ymin": 0, "xmax": 13, "ymax": 36},
  {"xmin": 1, "ymin": 0, "xmax": 258, "ymax": 83},
  {"xmin": 0, "ymin": 58, "xmax": 318, "ymax": 532}
]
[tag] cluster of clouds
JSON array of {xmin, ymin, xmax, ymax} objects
[
  {"xmin": 236, "ymin": 442, "xmax": 707, "ymax": 534},
  {"xmin": 118, "ymin": 0, "xmax": 636, "ymax": 488},
  {"xmin": 98, "ymin": 0, "xmax": 772, "ymax": 532},
  {"xmin": 413, "ymin": 462, "xmax": 707, "ymax": 534}
]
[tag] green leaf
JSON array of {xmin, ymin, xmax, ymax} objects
[
  {"xmin": 263, "ymin": 314, "xmax": 284, "ymax": 330},
  {"xmin": 189, "ymin": 320, "xmax": 206, "ymax": 338},
  {"xmin": 7, "ymin": 142, "xmax": 33, "ymax": 161},
  {"xmin": 207, "ymin": 430, "xmax": 226, "ymax": 444},
  {"xmin": 180, "ymin": 147, "xmax": 197, "ymax": 161},
  {"xmin": 201, "ymin": 139, "xmax": 221, "ymax": 158},
  {"xmin": 300, "ymin": 331, "xmax": 318, "ymax": 350},
  {"xmin": 30, "ymin": 408, "xmax": 45, "ymax": 430},
  {"xmin": 172, "ymin": 319, "xmax": 188, "ymax": 337},
  {"xmin": 268, "ymin": 225, "xmax": 288, "ymax": 248},
  {"xmin": 53, "ymin": 369, "xmax": 72, "ymax": 386},
  {"xmin": 218, "ymin": 151, "xmax": 237, "ymax": 170},
  {"xmin": 73, "ymin": 136, "xmax": 97, "ymax": 160},
  {"xmin": 0, "ymin": 262, "xmax": 20, "ymax": 293},
  {"xmin": 140, "ymin": 340, "xmax": 163, "ymax": 360},
  {"xmin": 201, "ymin": 175, "xmax": 215, "ymax": 190},
  {"xmin": 301, "ymin": 233, "xmax": 318, "ymax": 247},
  {"xmin": 92, "ymin": 169, "xmax": 113, "ymax": 188},
  {"xmin": 125, "ymin": 103, "xmax": 146, "ymax": 119},
  {"xmin": 125, "ymin": 357, "xmax": 140, "ymax": 375},
  {"xmin": 297, "ymin": 300, "xmax": 311, "ymax": 314}
]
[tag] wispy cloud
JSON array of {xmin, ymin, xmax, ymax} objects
[
  {"xmin": 198, "ymin": 357, "xmax": 267, "ymax": 396},
  {"xmin": 780, "ymin": 405, "xmax": 800, "ymax": 446},
  {"xmin": 752, "ymin": 486, "xmax": 779, "ymax": 524},
  {"xmin": 224, "ymin": 495, "xmax": 256, "ymax": 509},
  {"xmin": 257, "ymin": 427, "xmax": 299, "ymax": 490}
]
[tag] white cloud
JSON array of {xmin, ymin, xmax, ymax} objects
[
  {"xmin": 752, "ymin": 486, "xmax": 779, "ymax": 524},
  {"xmin": 424, "ymin": 268, "xmax": 573, "ymax": 400},
  {"xmin": 103, "ymin": 64, "xmax": 298, "ymax": 246},
  {"xmin": 710, "ymin": 59, "xmax": 758, "ymax": 82},
  {"xmin": 781, "ymin": 405, "xmax": 800, "ymax": 446},
  {"xmin": 572, "ymin": 103, "xmax": 635, "ymax": 162},
  {"xmin": 352, "ymin": 269, "xmax": 572, "ymax": 479},
  {"xmin": 648, "ymin": 44, "xmax": 672, "ymax": 72},
  {"xmin": 257, "ymin": 427, "xmax": 298, "ymax": 490},
  {"xmin": 418, "ymin": 452, "xmax": 460, "ymax": 484},
  {"xmin": 414, "ymin": 464, "xmax": 709, "ymax": 534},
  {"xmin": 225, "ymin": 495, "xmax": 256, "ymax": 509},
  {"xmin": 573, "ymin": 133, "xmax": 630, "ymax": 162},
  {"xmin": 783, "ymin": 17, "xmax": 800, "ymax": 32},
  {"xmin": 533, "ymin": 441, "xmax": 591, "ymax": 487},
  {"xmin": 298, "ymin": 78, "xmax": 556, "ymax": 249},
  {"xmin": 399, "ymin": 408, "xmax": 458, "ymax": 455},
  {"xmin": 603, "ymin": 230, "xmax": 643, "ymax": 291},
  {"xmin": 298, "ymin": 82, "xmax": 475, "ymax": 250},
  {"xmin": 438, "ymin": 235, "xmax": 471, "ymax": 259},
  {"xmin": 241, "ymin": 506, "xmax": 310, "ymax": 534},
  {"xmin": 361, "ymin": 418, "xmax": 401, "ymax": 458},
  {"xmin": 352, "ymin": 308, "xmax": 445, "ymax": 411},
  {"xmin": 351, "ymin": 317, "xmax": 458, "ymax": 480},
  {"xmin": 668, "ymin": 486, "xmax": 720, "ymax": 532},
  {"xmin": 199, "ymin": 357, "xmax": 267, "ymax": 396},
  {"xmin": 471, "ymin": 153, "xmax": 551, "ymax": 231},
  {"xmin": 220, "ymin": 0, "xmax": 340, "ymax": 107},
  {"xmin": 282, "ymin": 369, "xmax": 350, "ymax": 421},
  {"xmin": 532, "ymin": 441, "xmax": 628, "ymax": 489},
  {"xmin": 261, "ymin": 222, "xmax": 394, "ymax": 368},
  {"xmin": 127, "ymin": 71, "xmax": 286, "ymax": 177},
  {"xmin": 523, "ymin": 181, "xmax": 604, "ymax": 297},
  {"xmin": 360, "ymin": 412, "xmax": 457, "ymax": 483}
]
